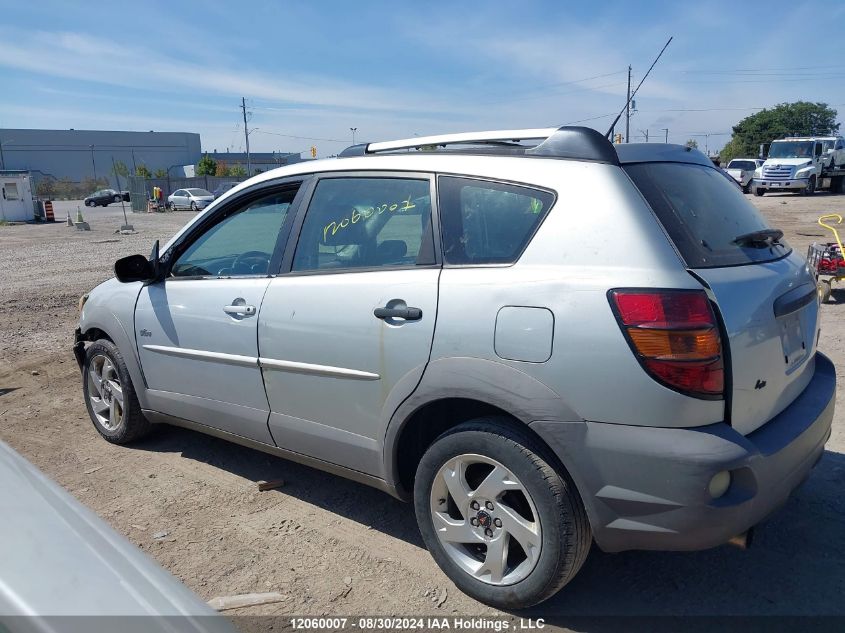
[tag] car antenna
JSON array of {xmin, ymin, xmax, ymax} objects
[{"xmin": 605, "ymin": 37, "xmax": 673, "ymax": 140}]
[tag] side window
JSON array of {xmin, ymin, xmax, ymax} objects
[
  {"xmin": 171, "ymin": 188, "xmax": 297, "ymax": 278},
  {"xmin": 438, "ymin": 177, "xmax": 555, "ymax": 265},
  {"xmin": 292, "ymin": 177, "xmax": 434, "ymax": 272}
]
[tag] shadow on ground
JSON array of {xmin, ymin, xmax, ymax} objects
[{"xmin": 135, "ymin": 427, "xmax": 845, "ymax": 618}]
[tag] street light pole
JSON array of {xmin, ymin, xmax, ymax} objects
[
  {"xmin": 662, "ymin": 128, "xmax": 669, "ymax": 143},
  {"xmin": 350, "ymin": 127, "xmax": 358, "ymax": 145},
  {"xmin": 90, "ymin": 145, "xmax": 97, "ymax": 181}
]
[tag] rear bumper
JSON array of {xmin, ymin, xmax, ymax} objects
[{"xmin": 531, "ymin": 352, "xmax": 835, "ymax": 552}]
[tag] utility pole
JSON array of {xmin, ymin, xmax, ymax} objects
[
  {"xmin": 662, "ymin": 128, "xmax": 669, "ymax": 143},
  {"xmin": 625, "ymin": 65, "xmax": 631, "ymax": 143},
  {"xmin": 350, "ymin": 127, "xmax": 358, "ymax": 145},
  {"xmin": 639, "ymin": 129, "xmax": 649, "ymax": 142},
  {"xmin": 241, "ymin": 97, "xmax": 251, "ymax": 175},
  {"xmin": 131, "ymin": 149, "xmax": 137, "ymax": 175},
  {"xmin": 90, "ymin": 145, "xmax": 97, "ymax": 181}
]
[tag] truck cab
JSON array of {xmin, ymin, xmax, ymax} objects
[{"xmin": 753, "ymin": 137, "xmax": 824, "ymax": 196}]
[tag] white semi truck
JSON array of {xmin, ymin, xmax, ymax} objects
[{"xmin": 752, "ymin": 136, "xmax": 845, "ymax": 196}]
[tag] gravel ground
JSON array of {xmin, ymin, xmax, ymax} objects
[{"xmin": 1, "ymin": 194, "xmax": 844, "ymax": 629}]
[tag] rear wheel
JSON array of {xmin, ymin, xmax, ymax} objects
[
  {"xmin": 86, "ymin": 199, "xmax": 96, "ymax": 207},
  {"xmin": 83, "ymin": 339, "xmax": 152, "ymax": 444},
  {"xmin": 414, "ymin": 418, "xmax": 591, "ymax": 609}
]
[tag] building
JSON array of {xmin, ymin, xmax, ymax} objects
[
  {"xmin": 0, "ymin": 128, "xmax": 202, "ymax": 185},
  {"xmin": 208, "ymin": 150, "xmax": 304, "ymax": 175}
]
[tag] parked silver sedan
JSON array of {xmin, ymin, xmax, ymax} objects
[{"xmin": 168, "ymin": 188, "xmax": 214, "ymax": 211}]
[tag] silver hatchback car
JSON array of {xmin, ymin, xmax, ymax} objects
[{"xmin": 75, "ymin": 127, "xmax": 835, "ymax": 609}]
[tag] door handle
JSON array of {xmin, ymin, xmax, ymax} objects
[
  {"xmin": 223, "ymin": 304, "xmax": 256, "ymax": 316},
  {"xmin": 373, "ymin": 306, "xmax": 422, "ymax": 321}
]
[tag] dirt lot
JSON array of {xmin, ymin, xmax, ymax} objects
[{"xmin": 2, "ymin": 195, "xmax": 845, "ymax": 628}]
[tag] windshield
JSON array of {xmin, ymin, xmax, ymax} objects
[
  {"xmin": 768, "ymin": 141, "xmax": 814, "ymax": 159},
  {"xmin": 187, "ymin": 188, "xmax": 212, "ymax": 196},
  {"xmin": 728, "ymin": 160, "xmax": 756, "ymax": 170},
  {"xmin": 624, "ymin": 162, "xmax": 790, "ymax": 268}
]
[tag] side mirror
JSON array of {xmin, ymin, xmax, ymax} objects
[
  {"xmin": 114, "ymin": 254, "xmax": 155, "ymax": 283},
  {"xmin": 115, "ymin": 240, "xmax": 160, "ymax": 283}
]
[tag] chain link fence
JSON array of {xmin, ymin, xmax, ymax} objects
[{"xmin": 127, "ymin": 175, "xmax": 247, "ymax": 212}]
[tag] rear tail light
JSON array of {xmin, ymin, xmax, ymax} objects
[{"xmin": 609, "ymin": 289, "xmax": 724, "ymax": 399}]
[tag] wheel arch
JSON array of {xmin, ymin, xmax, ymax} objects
[
  {"xmin": 383, "ymin": 356, "xmax": 584, "ymax": 500},
  {"xmin": 78, "ymin": 298, "xmax": 149, "ymax": 408}
]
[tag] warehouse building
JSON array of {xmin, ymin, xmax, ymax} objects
[{"xmin": 0, "ymin": 128, "xmax": 202, "ymax": 184}]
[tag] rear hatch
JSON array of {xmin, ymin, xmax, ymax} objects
[{"xmin": 624, "ymin": 160, "xmax": 819, "ymax": 435}]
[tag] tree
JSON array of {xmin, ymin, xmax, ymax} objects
[
  {"xmin": 112, "ymin": 161, "xmax": 129, "ymax": 178},
  {"xmin": 153, "ymin": 168, "xmax": 168, "ymax": 178},
  {"xmin": 685, "ymin": 139, "xmax": 699, "ymax": 149},
  {"xmin": 215, "ymin": 160, "xmax": 229, "ymax": 177},
  {"xmin": 720, "ymin": 101, "xmax": 839, "ymax": 163},
  {"xmin": 35, "ymin": 178, "xmax": 57, "ymax": 198},
  {"xmin": 196, "ymin": 154, "xmax": 217, "ymax": 176},
  {"xmin": 228, "ymin": 164, "xmax": 247, "ymax": 177},
  {"xmin": 135, "ymin": 165, "xmax": 152, "ymax": 179}
]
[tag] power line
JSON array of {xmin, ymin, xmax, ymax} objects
[{"xmin": 253, "ymin": 130, "xmax": 347, "ymax": 143}]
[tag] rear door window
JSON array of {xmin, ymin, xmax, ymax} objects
[
  {"xmin": 291, "ymin": 177, "xmax": 434, "ymax": 272},
  {"xmin": 437, "ymin": 177, "xmax": 555, "ymax": 265},
  {"xmin": 624, "ymin": 162, "xmax": 791, "ymax": 268}
]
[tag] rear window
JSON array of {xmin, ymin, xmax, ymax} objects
[
  {"xmin": 727, "ymin": 160, "xmax": 756, "ymax": 170},
  {"xmin": 438, "ymin": 177, "xmax": 555, "ymax": 265},
  {"xmin": 624, "ymin": 162, "xmax": 790, "ymax": 268}
]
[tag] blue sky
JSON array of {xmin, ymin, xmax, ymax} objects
[{"xmin": 1, "ymin": 0, "xmax": 845, "ymax": 157}]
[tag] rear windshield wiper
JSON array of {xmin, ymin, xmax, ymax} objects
[{"xmin": 733, "ymin": 228, "xmax": 784, "ymax": 247}]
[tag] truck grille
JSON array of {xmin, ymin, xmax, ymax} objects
[{"xmin": 762, "ymin": 165, "xmax": 793, "ymax": 181}]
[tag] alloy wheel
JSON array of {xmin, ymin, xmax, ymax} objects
[
  {"xmin": 429, "ymin": 454, "xmax": 541, "ymax": 586},
  {"xmin": 87, "ymin": 354, "xmax": 124, "ymax": 431}
]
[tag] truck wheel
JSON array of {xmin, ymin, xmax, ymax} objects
[
  {"xmin": 83, "ymin": 339, "xmax": 152, "ymax": 444},
  {"xmin": 743, "ymin": 182, "xmax": 751, "ymax": 194},
  {"xmin": 754, "ymin": 188, "xmax": 766, "ymax": 197},
  {"xmin": 818, "ymin": 279, "xmax": 832, "ymax": 304},
  {"xmin": 414, "ymin": 418, "xmax": 591, "ymax": 609},
  {"xmin": 801, "ymin": 176, "xmax": 816, "ymax": 196}
]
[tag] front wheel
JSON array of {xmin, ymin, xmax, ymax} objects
[
  {"xmin": 83, "ymin": 339, "xmax": 152, "ymax": 444},
  {"xmin": 414, "ymin": 418, "xmax": 591, "ymax": 609},
  {"xmin": 801, "ymin": 176, "xmax": 816, "ymax": 196},
  {"xmin": 190, "ymin": 201, "xmax": 198, "ymax": 212},
  {"xmin": 754, "ymin": 188, "xmax": 766, "ymax": 197}
]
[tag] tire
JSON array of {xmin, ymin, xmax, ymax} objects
[
  {"xmin": 754, "ymin": 188, "xmax": 765, "ymax": 197},
  {"xmin": 742, "ymin": 182, "xmax": 751, "ymax": 194},
  {"xmin": 801, "ymin": 176, "xmax": 816, "ymax": 196},
  {"xmin": 86, "ymin": 200, "xmax": 95, "ymax": 207},
  {"xmin": 818, "ymin": 279, "xmax": 832, "ymax": 304},
  {"xmin": 113, "ymin": 194, "xmax": 122, "ymax": 203},
  {"xmin": 413, "ymin": 418, "xmax": 591, "ymax": 609},
  {"xmin": 82, "ymin": 339, "xmax": 152, "ymax": 444},
  {"xmin": 190, "ymin": 201, "xmax": 198, "ymax": 212}
]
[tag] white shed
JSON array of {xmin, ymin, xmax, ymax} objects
[{"xmin": 0, "ymin": 171, "xmax": 34, "ymax": 222}]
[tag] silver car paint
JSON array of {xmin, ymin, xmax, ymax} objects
[
  {"xmin": 78, "ymin": 150, "xmax": 815, "ymax": 493},
  {"xmin": 258, "ymin": 267, "xmax": 440, "ymax": 474},
  {"xmin": 135, "ymin": 277, "xmax": 274, "ymax": 442},
  {"xmin": 0, "ymin": 440, "xmax": 232, "ymax": 626}
]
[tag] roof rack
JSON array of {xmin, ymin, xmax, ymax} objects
[{"xmin": 338, "ymin": 126, "xmax": 620, "ymax": 164}]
